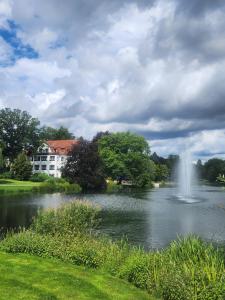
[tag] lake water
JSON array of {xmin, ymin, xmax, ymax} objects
[{"xmin": 0, "ymin": 185, "xmax": 225, "ymax": 249}]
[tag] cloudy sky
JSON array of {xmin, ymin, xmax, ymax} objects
[{"xmin": 0, "ymin": 0, "xmax": 225, "ymax": 159}]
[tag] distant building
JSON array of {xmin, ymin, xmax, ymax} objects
[{"xmin": 31, "ymin": 140, "xmax": 77, "ymax": 178}]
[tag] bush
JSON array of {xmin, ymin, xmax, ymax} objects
[
  {"xmin": 32, "ymin": 178, "xmax": 82, "ymax": 193},
  {"xmin": 31, "ymin": 200, "xmax": 101, "ymax": 235},
  {"xmin": 30, "ymin": 173, "xmax": 51, "ymax": 182},
  {"xmin": 0, "ymin": 171, "xmax": 13, "ymax": 179}
]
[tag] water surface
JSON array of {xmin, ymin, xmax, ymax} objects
[{"xmin": 0, "ymin": 185, "xmax": 225, "ymax": 249}]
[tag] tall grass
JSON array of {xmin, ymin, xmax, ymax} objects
[
  {"xmin": 31, "ymin": 200, "xmax": 100, "ymax": 235},
  {"xmin": 1, "ymin": 201, "xmax": 225, "ymax": 300}
]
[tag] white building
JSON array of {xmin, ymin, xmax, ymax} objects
[{"xmin": 31, "ymin": 140, "xmax": 77, "ymax": 178}]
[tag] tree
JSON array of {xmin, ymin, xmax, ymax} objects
[
  {"xmin": 0, "ymin": 148, "xmax": 4, "ymax": 173},
  {"xmin": 0, "ymin": 108, "xmax": 40, "ymax": 160},
  {"xmin": 98, "ymin": 132, "xmax": 154, "ymax": 187},
  {"xmin": 203, "ymin": 158, "xmax": 225, "ymax": 183},
  {"xmin": 62, "ymin": 137, "xmax": 106, "ymax": 191},
  {"xmin": 165, "ymin": 154, "xmax": 180, "ymax": 178},
  {"xmin": 155, "ymin": 164, "xmax": 169, "ymax": 182},
  {"xmin": 196, "ymin": 159, "xmax": 204, "ymax": 179},
  {"xmin": 11, "ymin": 152, "xmax": 33, "ymax": 180},
  {"xmin": 40, "ymin": 126, "xmax": 74, "ymax": 140}
]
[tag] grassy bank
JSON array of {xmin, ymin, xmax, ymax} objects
[
  {"xmin": 0, "ymin": 179, "xmax": 81, "ymax": 194},
  {"xmin": 0, "ymin": 251, "xmax": 153, "ymax": 300},
  {"xmin": 0, "ymin": 179, "xmax": 41, "ymax": 193},
  {"xmin": 1, "ymin": 201, "xmax": 224, "ymax": 300}
]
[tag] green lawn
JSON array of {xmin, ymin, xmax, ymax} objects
[
  {"xmin": 0, "ymin": 252, "xmax": 154, "ymax": 300},
  {"xmin": 0, "ymin": 179, "xmax": 41, "ymax": 193}
]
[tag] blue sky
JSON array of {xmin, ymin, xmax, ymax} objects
[
  {"xmin": 0, "ymin": 20, "xmax": 38, "ymax": 65},
  {"xmin": 0, "ymin": 0, "xmax": 225, "ymax": 160}
]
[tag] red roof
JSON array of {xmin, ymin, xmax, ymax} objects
[{"xmin": 47, "ymin": 140, "xmax": 78, "ymax": 155}]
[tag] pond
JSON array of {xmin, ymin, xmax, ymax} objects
[{"xmin": 0, "ymin": 185, "xmax": 225, "ymax": 249}]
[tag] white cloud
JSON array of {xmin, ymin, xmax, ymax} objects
[{"xmin": 0, "ymin": 0, "xmax": 225, "ymax": 158}]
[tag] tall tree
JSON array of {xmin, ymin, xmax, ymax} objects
[
  {"xmin": 0, "ymin": 148, "xmax": 4, "ymax": 173},
  {"xmin": 11, "ymin": 152, "xmax": 33, "ymax": 180},
  {"xmin": 62, "ymin": 137, "xmax": 106, "ymax": 191},
  {"xmin": 0, "ymin": 108, "xmax": 40, "ymax": 160},
  {"xmin": 98, "ymin": 132, "xmax": 154, "ymax": 187},
  {"xmin": 40, "ymin": 126, "xmax": 74, "ymax": 140}
]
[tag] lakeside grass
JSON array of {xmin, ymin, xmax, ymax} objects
[
  {"xmin": 0, "ymin": 251, "xmax": 154, "ymax": 300},
  {"xmin": 2, "ymin": 200, "xmax": 225, "ymax": 299},
  {"xmin": 0, "ymin": 179, "xmax": 41, "ymax": 193},
  {"xmin": 0, "ymin": 179, "xmax": 81, "ymax": 194}
]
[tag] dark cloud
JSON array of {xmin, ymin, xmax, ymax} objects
[{"xmin": 174, "ymin": 0, "xmax": 225, "ymax": 16}]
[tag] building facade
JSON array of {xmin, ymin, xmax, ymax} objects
[{"xmin": 31, "ymin": 140, "xmax": 77, "ymax": 178}]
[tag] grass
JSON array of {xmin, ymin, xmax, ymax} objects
[
  {"xmin": 0, "ymin": 179, "xmax": 41, "ymax": 193},
  {"xmin": 0, "ymin": 251, "xmax": 154, "ymax": 300},
  {"xmin": 0, "ymin": 179, "xmax": 81, "ymax": 194}
]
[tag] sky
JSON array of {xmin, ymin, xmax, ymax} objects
[{"xmin": 0, "ymin": 0, "xmax": 225, "ymax": 160}]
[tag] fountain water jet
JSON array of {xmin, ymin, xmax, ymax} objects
[
  {"xmin": 179, "ymin": 149, "xmax": 193, "ymax": 197},
  {"xmin": 177, "ymin": 149, "xmax": 198, "ymax": 202}
]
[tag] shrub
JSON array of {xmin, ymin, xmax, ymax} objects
[
  {"xmin": 30, "ymin": 173, "xmax": 51, "ymax": 182},
  {"xmin": 0, "ymin": 171, "xmax": 13, "ymax": 179},
  {"xmin": 106, "ymin": 179, "xmax": 123, "ymax": 193},
  {"xmin": 31, "ymin": 200, "xmax": 101, "ymax": 235}
]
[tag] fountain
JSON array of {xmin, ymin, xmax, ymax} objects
[{"xmin": 177, "ymin": 149, "xmax": 198, "ymax": 203}]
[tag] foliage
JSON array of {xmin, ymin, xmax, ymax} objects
[
  {"xmin": 106, "ymin": 179, "xmax": 124, "ymax": 193},
  {"xmin": 31, "ymin": 200, "xmax": 100, "ymax": 235},
  {"xmin": 98, "ymin": 132, "xmax": 154, "ymax": 187},
  {"xmin": 154, "ymin": 164, "xmax": 169, "ymax": 182},
  {"xmin": 11, "ymin": 152, "xmax": 33, "ymax": 181},
  {"xmin": 34, "ymin": 178, "xmax": 82, "ymax": 193},
  {"xmin": 0, "ymin": 171, "xmax": 12, "ymax": 179},
  {"xmin": 62, "ymin": 137, "xmax": 106, "ymax": 191},
  {"xmin": 30, "ymin": 172, "xmax": 51, "ymax": 182},
  {"xmin": 0, "ymin": 147, "xmax": 4, "ymax": 173},
  {"xmin": 203, "ymin": 158, "xmax": 225, "ymax": 183},
  {"xmin": 1, "ymin": 200, "xmax": 225, "ymax": 300},
  {"xmin": 40, "ymin": 125, "xmax": 75, "ymax": 140},
  {"xmin": 0, "ymin": 108, "xmax": 40, "ymax": 160}
]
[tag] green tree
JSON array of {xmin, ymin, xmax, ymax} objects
[
  {"xmin": 11, "ymin": 152, "xmax": 33, "ymax": 180},
  {"xmin": 155, "ymin": 164, "xmax": 169, "ymax": 181},
  {"xmin": 98, "ymin": 132, "xmax": 154, "ymax": 187},
  {"xmin": 40, "ymin": 126, "xmax": 74, "ymax": 140},
  {"xmin": 62, "ymin": 137, "xmax": 106, "ymax": 191},
  {"xmin": 196, "ymin": 159, "xmax": 204, "ymax": 179},
  {"xmin": 203, "ymin": 158, "xmax": 225, "ymax": 183},
  {"xmin": 0, "ymin": 108, "xmax": 40, "ymax": 160},
  {"xmin": 0, "ymin": 148, "xmax": 4, "ymax": 173}
]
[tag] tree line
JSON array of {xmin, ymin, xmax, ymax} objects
[
  {"xmin": 0, "ymin": 108, "xmax": 171, "ymax": 188},
  {"xmin": 2, "ymin": 107, "xmax": 224, "ymax": 190}
]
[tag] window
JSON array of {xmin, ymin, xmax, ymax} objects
[
  {"xmin": 34, "ymin": 165, "xmax": 39, "ymax": 170},
  {"xmin": 50, "ymin": 156, "xmax": 55, "ymax": 161},
  {"xmin": 34, "ymin": 156, "xmax": 40, "ymax": 161},
  {"xmin": 41, "ymin": 165, "xmax": 47, "ymax": 170},
  {"xmin": 61, "ymin": 157, "xmax": 64, "ymax": 161},
  {"xmin": 41, "ymin": 156, "xmax": 47, "ymax": 161},
  {"xmin": 49, "ymin": 165, "xmax": 55, "ymax": 170}
]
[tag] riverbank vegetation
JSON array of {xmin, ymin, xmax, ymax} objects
[{"xmin": 1, "ymin": 201, "xmax": 224, "ymax": 300}]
